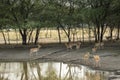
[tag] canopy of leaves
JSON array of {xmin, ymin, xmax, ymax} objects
[{"xmin": 0, "ymin": 0, "xmax": 119, "ymax": 29}]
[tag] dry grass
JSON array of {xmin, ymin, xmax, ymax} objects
[{"xmin": 0, "ymin": 28, "xmax": 118, "ymax": 44}]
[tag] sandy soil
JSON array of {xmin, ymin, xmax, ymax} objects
[{"xmin": 0, "ymin": 41, "xmax": 120, "ymax": 71}]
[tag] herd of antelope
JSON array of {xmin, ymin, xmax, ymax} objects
[
  {"xmin": 64, "ymin": 41, "xmax": 104, "ymax": 67},
  {"xmin": 29, "ymin": 41, "xmax": 104, "ymax": 67},
  {"xmin": 83, "ymin": 52, "xmax": 101, "ymax": 67},
  {"xmin": 83, "ymin": 41, "xmax": 104, "ymax": 67}
]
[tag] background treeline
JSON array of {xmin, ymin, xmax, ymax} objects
[{"xmin": 0, "ymin": 0, "xmax": 120, "ymax": 45}]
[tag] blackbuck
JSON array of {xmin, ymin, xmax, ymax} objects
[
  {"xmin": 65, "ymin": 43, "xmax": 72, "ymax": 50},
  {"xmin": 92, "ymin": 47, "xmax": 97, "ymax": 53},
  {"xmin": 94, "ymin": 42, "xmax": 104, "ymax": 49},
  {"xmin": 29, "ymin": 45, "xmax": 41, "ymax": 56},
  {"xmin": 65, "ymin": 42, "xmax": 81, "ymax": 50},
  {"xmin": 76, "ymin": 42, "xmax": 81, "ymax": 49},
  {"xmin": 106, "ymin": 36, "xmax": 112, "ymax": 40},
  {"xmin": 83, "ymin": 52, "xmax": 90, "ymax": 65},
  {"xmin": 100, "ymin": 42, "xmax": 104, "ymax": 49},
  {"xmin": 93, "ymin": 55, "xmax": 101, "ymax": 67},
  {"xmin": 94, "ymin": 43, "xmax": 100, "ymax": 48}
]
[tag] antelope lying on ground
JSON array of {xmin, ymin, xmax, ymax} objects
[
  {"xmin": 94, "ymin": 42, "xmax": 104, "ymax": 49},
  {"xmin": 83, "ymin": 52, "xmax": 90, "ymax": 65},
  {"xmin": 29, "ymin": 45, "xmax": 41, "ymax": 56},
  {"xmin": 65, "ymin": 41, "xmax": 81, "ymax": 50},
  {"xmin": 94, "ymin": 43, "xmax": 100, "ymax": 49},
  {"xmin": 93, "ymin": 55, "xmax": 101, "ymax": 67},
  {"xmin": 106, "ymin": 36, "xmax": 112, "ymax": 40}
]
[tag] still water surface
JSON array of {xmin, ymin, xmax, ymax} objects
[{"xmin": 0, "ymin": 62, "xmax": 113, "ymax": 80}]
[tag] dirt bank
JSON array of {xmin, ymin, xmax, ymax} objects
[{"xmin": 0, "ymin": 41, "xmax": 120, "ymax": 71}]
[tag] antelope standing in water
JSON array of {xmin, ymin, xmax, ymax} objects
[{"xmin": 29, "ymin": 45, "xmax": 41, "ymax": 56}]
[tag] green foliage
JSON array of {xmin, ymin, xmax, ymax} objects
[
  {"xmin": 0, "ymin": 0, "xmax": 119, "ymax": 28},
  {"xmin": 0, "ymin": 1, "xmax": 13, "ymax": 26},
  {"xmin": 106, "ymin": 0, "xmax": 120, "ymax": 26},
  {"xmin": 0, "ymin": 0, "xmax": 120, "ymax": 36}
]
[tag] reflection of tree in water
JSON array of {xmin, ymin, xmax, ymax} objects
[
  {"xmin": 22, "ymin": 62, "xmax": 38, "ymax": 80},
  {"xmin": 0, "ymin": 62, "xmax": 61, "ymax": 80},
  {"xmin": 23, "ymin": 62, "xmax": 28, "ymax": 80},
  {"xmin": 21, "ymin": 62, "xmax": 60, "ymax": 80},
  {"xmin": 85, "ymin": 70, "xmax": 105, "ymax": 80},
  {"xmin": 0, "ymin": 63, "xmax": 21, "ymax": 80},
  {"xmin": 0, "ymin": 63, "xmax": 8, "ymax": 80},
  {"xmin": 64, "ymin": 64, "xmax": 82, "ymax": 80},
  {"xmin": 64, "ymin": 65, "xmax": 73, "ymax": 80},
  {"xmin": 28, "ymin": 62, "xmax": 42, "ymax": 80},
  {"xmin": 59, "ymin": 62, "xmax": 62, "ymax": 80},
  {"xmin": 0, "ymin": 62, "xmax": 108, "ymax": 80},
  {"xmin": 0, "ymin": 75, "xmax": 8, "ymax": 80},
  {"xmin": 44, "ymin": 63, "xmax": 58, "ymax": 80}
]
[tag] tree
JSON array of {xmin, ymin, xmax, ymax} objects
[
  {"xmin": 84, "ymin": 0, "xmax": 112, "ymax": 42},
  {"xmin": 0, "ymin": 0, "xmax": 14, "ymax": 44},
  {"xmin": 106, "ymin": 0, "xmax": 120, "ymax": 40},
  {"xmin": 8, "ymin": 0, "xmax": 45, "ymax": 45}
]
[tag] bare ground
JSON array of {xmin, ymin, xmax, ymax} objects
[{"xmin": 0, "ymin": 41, "xmax": 120, "ymax": 71}]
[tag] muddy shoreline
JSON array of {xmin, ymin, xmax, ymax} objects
[{"xmin": 0, "ymin": 41, "xmax": 120, "ymax": 72}]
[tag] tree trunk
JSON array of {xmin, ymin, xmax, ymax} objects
[
  {"xmin": 28, "ymin": 29, "xmax": 33, "ymax": 44},
  {"xmin": 97, "ymin": 25, "xmax": 100, "ymax": 42},
  {"xmin": 82, "ymin": 24, "xmax": 84, "ymax": 43},
  {"xmin": 72, "ymin": 33, "xmax": 75, "ymax": 42},
  {"xmin": 94, "ymin": 27, "xmax": 98, "ymax": 42},
  {"xmin": 19, "ymin": 29, "xmax": 27, "ymax": 45},
  {"xmin": 100, "ymin": 25, "xmax": 104, "ymax": 42},
  {"xmin": 15, "ymin": 29, "xmax": 19, "ymax": 44},
  {"xmin": 50, "ymin": 28, "xmax": 52, "ymax": 38},
  {"xmin": 34, "ymin": 28, "xmax": 40, "ymax": 45},
  {"xmin": 57, "ymin": 27, "xmax": 61, "ymax": 43},
  {"xmin": 45, "ymin": 28, "xmax": 48, "ymax": 38},
  {"xmin": 88, "ymin": 24, "xmax": 91, "ymax": 42},
  {"xmin": 67, "ymin": 27, "xmax": 71, "ymax": 42},
  {"xmin": 1, "ymin": 30, "xmax": 7, "ymax": 44},
  {"xmin": 7, "ymin": 30, "xmax": 10, "ymax": 44},
  {"xmin": 58, "ymin": 22, "xmax": 71, "ymax": 42},
  {"xmin": 110, "ymin": 27, "xmax": 114, "ymax": 40},
  {"xmin": 117, "ymin": 25, "xmax": 120, "ymax": 39},
  {"xmin": 22, "ymin": 34, "xmax": 27, "ymax": 45}
]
